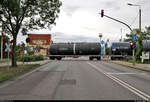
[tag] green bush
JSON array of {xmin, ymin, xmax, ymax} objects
[{"xmin": 17, "ymin": 55, "xmax": 44, "ymax": 62}]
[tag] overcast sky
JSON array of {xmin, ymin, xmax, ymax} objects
[{"xmin": 17, "ymin": 0, "xmax": 150, "ymax": 44}]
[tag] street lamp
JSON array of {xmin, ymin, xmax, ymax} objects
[{"xmin": 99, "ymin": 33, "xmax": 102, "ymax": 42}]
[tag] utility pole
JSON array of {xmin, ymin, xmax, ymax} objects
[{"xmin": 139, "ymin": 6, "xmax": 141, "ymax": 34}]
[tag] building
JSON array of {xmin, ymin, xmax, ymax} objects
[{"xmin": 26, "ymin": 34, "xmax": 51, "ymax": 56}]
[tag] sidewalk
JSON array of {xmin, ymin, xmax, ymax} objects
[
  {"xmin": 0, "ymin": 60, "xmax": 51, "ymax": 67},
  {"xmin": 108, "ymin": 60, "xmax": 150, "ymax": 72}
]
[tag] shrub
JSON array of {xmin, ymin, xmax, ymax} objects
[{"xmin": 17, "ymin": 55, "xmax": 44, "ymax": 62}]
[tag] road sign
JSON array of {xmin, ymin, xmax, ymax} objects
[
  {"xmin": 101, "ymin": 47, "xmax": 104, "ymax": 50},
  {"xmin": 132, "ymin": 35, "xmax": 136, "ymax": 41},
  {"xmin": 141, "ymin": 52, "xmax": 149, "ymax": 59},
  {"xmin": 101, "ymin": 40, "xmax": 104, "ymax": 44},
  {"xmin": 101, "ymin": 51, "xmax": 104, "ymax": 55},
  {"xmin": 140, "ymin": 52, "xmax": 149, "ymax": 63},
  {"xmin": 112, "ymin": 45, "xmax": 116, "ymax": 49},
  {"xmin": 5, "ymin": 43, "xmax": 11, "ymax": 52}
]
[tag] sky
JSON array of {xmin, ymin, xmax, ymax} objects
[{"xmin": 17, "ymin": 0, "xmax": 150, "ymax": 44}]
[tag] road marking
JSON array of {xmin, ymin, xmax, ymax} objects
[
  {"xmin": 106, "ymin": 73, "xmax": 147, "ymax": 75},
  {"xmin": 87, "ymin": 62, "xmax": 150, "ymax": 100}
]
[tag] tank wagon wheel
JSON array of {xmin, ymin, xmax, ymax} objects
[
  {"xmin": 57, "ymin": 57, "xmax": 62, "ymax": 60},
  {"xmin": 49, "ymin": 57, "xmax": 55, "ymax": 60},
  {"xmin": 97, "ymin": 57, "xmax": 101, "ymax": 60},
  {"xmin": 89, "ymin": 57, "xmax": 93, "ymax": 61}
]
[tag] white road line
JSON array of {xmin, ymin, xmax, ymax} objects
[
  {"xmin": 87, "ymin": 62, "xmax": 150, "ymax": 100},
  {"xmin": 106, "ymin": 73, "xmax": 147, "ymax": 75}
]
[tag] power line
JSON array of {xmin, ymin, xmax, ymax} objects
[{"xmin": 130, "ymin": 12, "xmax": 139, "ymax": 27}]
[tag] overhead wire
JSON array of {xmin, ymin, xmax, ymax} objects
[{"xmin": 129, "ymin": 12, "xmax": 139, "ymax": 27}]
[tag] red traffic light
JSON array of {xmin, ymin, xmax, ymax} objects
[
  {"xmin": 3, "ymin": 39, "xmax": 7, "ymax": 44},
  {"xmin": 10, "ymin": 40, "xmax": 14, "ymax": 43},
  {"xmin": 3, "ymin": 51, "xmax": 7, "ymax": 55},
  {"xmin": 130, "ymin": 42, "xmax": 134, "ymax": 46},
  {"xmin": 101, "ymin": 9, "xmax": 104, "ymax": 17}
]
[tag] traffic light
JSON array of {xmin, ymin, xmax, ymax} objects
[
  {"xmin": 130, "ymin": 41, "xmax": 135, "ymax": 50},
  {"xmin": 101, "ymin": 9, "xmax": 104, "ymax": 17},
  {"xmin": 26, "ymin": 37, "xmax": 30, "ymax": 43}
]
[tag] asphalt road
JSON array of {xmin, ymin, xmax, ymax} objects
[{"xmin": 0, "ymin": 58, "xmax": 150, "ymax": 100}]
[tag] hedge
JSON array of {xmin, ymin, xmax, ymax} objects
[{"xmin": 17, "ymin": 55, "xmax": 44, "ymax": 62}]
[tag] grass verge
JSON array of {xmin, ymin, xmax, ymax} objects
[
  {"xmin": 0, "ymin": 59, "xmax": 11, "ymax": 63},
  {"xmin": 126, "ymin": 59, "xmax": 150, "ymax": 64},
  {"xmin": 0, "ymin": 64, "xmax": 39, "ymax": 83}
]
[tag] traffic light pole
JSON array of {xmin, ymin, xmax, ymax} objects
[
  {"xmin": 100, "ymin": 13, "xmax": 135, "ymax": 65},
  {"xmin": 102, "ymin": 14, "xmax": 133, "ymax": 32}
]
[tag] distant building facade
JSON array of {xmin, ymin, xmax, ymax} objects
[{"xmin": 26, "ymin": 34, "xmax": 51, "ymax": 56}]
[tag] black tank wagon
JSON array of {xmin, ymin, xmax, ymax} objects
[
  {"xmin": 49, "ymin": 42, "xmax": 101, "ymax": 60},
  {"xmin": 110, "ymin": 41, "xmax": 150, "ymax": 60}
]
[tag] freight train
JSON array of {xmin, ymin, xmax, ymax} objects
[
  {"xmin": 48, "ymin": 41, "xmax": 150, "ymax": 60},
  {"xmin": 49, "ymin": 42, "xmax": 101, "ymax": 60}
]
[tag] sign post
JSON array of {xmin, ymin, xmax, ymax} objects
[
  {"xmin": 101, "ymin": 40, "xmax": 105, "ymax": 56},
  {"xmin": 4, "ymin": 40, "xmax": 13, "ymax": 70},
  {"xmin": 5, "ymin": 41, "xmax": 11, "ymax": 70},
  {"xmin": 132, "ymin": 35, "xmax": 136, "ymax": 65}
]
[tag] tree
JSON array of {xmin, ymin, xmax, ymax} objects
[
  {"xmin": 142, "ymin": 26, "xmax": 150, "ymax": 40},
  {"xmin": 0, "ymin": 0, "xmax": 62, "ymax": 67},
  {"xmin": 124, "ymin": 28, "xmax": 141, "ymax": 42},
  {"xmin": 124, "ymin": 26, "xmax": 150, "ymax": 61},
  {"xmin": 125, "ymin": 27, "xmax": 150, "ymax": 42}
]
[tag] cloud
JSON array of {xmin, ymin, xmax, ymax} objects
[
  {"xmin": 64, "ymin": 6, "xmax": 80, "ymax": 17},
  {"xmin": 52, "ymin": 32, "xmax": 100, "ymax": 43},
  {"xmin": 103, "ymin": 0, "xmax": 121, "ymax": 10},
  {"xmin": 17, "ymin": 0, "xmax": 150, "ymax": 45}
]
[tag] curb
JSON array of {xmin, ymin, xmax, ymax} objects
[
  {"xmin": 107, "ymin": 61, "xmax": 150, "ymax": 73},
  {"xmin": 0, "ymin": 60, "xmax": 51, "ymax": 67}
]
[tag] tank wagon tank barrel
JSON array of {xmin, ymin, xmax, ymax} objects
[
  {"xmin": 110, "ymin": 41, "xmax": 150, "ymax": 60},
  {"xmin": 49, "ymin": 42, "xmax": 101, "ymax": 60}
]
